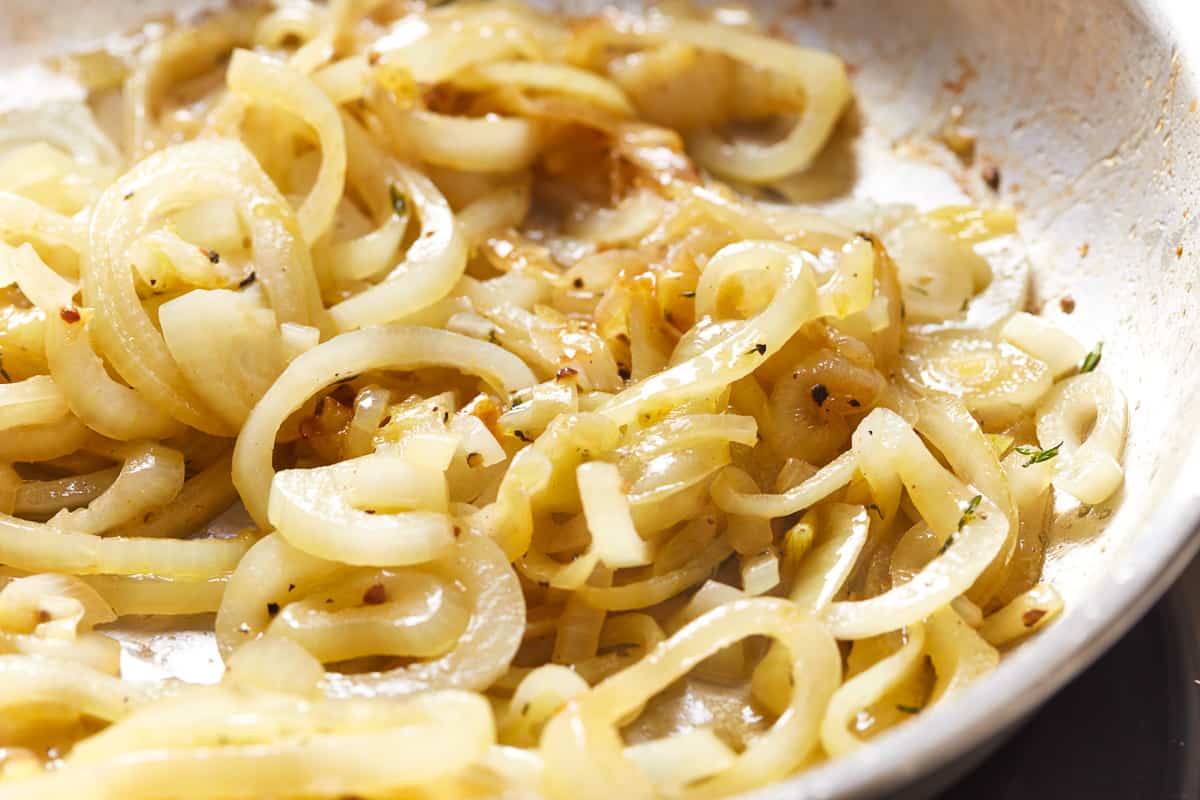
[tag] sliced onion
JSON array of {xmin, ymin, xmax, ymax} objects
[{"xmin": 234, "ymin": 325, "xmax": 536, "ymax": 527}]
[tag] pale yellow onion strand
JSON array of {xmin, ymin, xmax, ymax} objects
[
  {"xmin": 82, "ymin": 574, "xmax": 226, "ymax": 617},
  {"xmin": 0, "ymin": 690, "xmax": 494, "ymax": 800},
  {"xmin": 819, "ymin": 623, "xmax": 926, "ymax": 757},
  {"xmin": 158, "ymin": 289, "xmax": 286, "ymax": 430},
  {"xmin": 614, "ymin": 16, "xmax": 851, "ymax": 183},
  {"xmin": 1035, "ymin": 370, "xmax": 1127, "ymax": 505},
  {"xmin": 226, "ymin": 49, "xmax": 347, "ymax": 245},
  {"xmin": 109, "ymin": 452, "xmax": 237, "ymax": 540},
  {"xmin": 822, "ymin": 408, "xmax": 1008, "ymax": 639},
  {"xmin": 541, "ymin": 598, "xmax": 840, "ymax": 800},
  {"xmin": 234, "ymin": 325, "xmax": 536, "ymax": 527},
  {"xmin": 48, "ymin": 443, "xmax": 185, "ymax": 535},
  {"xmin": 329, "ymin": 163, "xmax": 469, "ymax": 331},
  {"xmin": 0, "ymin": 512, "xmax": 250, "ymax": 577},
  {"xmin": 0, "ymin": 416, "xmax": 91, "ymax": 463},
  {"xmin": 925, "ymin": 605, "xmax": 999, "ymax": 704},
  {"xmin": 321, "ymin": 531, "xmax": 524, "ymax": 698},
  {"xmin": 600, "ymin": 240, "xmax": 824, "ymax": 427},
  {"xmin": 83, "ymin": 139, "xmax": 322, "ymax": 434}
]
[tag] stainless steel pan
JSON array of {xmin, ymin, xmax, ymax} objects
[{"xmin": 3, "ymin": 0, "xmax": 1200, "ymax": 796}]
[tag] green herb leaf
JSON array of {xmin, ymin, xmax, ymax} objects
[
  {"xmin": 957, "ymin": 494, "xmax": 983, "ymax": 531},
  {"xmin": 1013, "ymin": 441, "xmax": 1062, "ymax": 468},
  {"xmin": 1079, "ymin": 342, "xmax": 1103, "ymax": 374},
  {"xmin": 389, "ymin": 184, "xmax": 407, "ymax": 217},
  {"xmin": 907, "ymin": 284, "xmax": 929, "ymax": 296},
  {"xmin": 896, "ymin": 704, "xmax": 922, "ymax": 714},
  {"xmin": 938, "ymin": 533, "xmax": 957, "ymax": 555}
]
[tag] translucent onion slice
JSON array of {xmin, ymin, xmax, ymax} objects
[
  {"xmin": 6, "ymin": 689, "xmax": 494, "ymax": 799},
  {"xmin": 823, "ymin": 408, "xmax": 1008, "ymax": 639},
  {"xmin": 226, "ymin": 49, "xmax": 347, "ymax": 244},
  {"xmin": 0, "ymin": 191, "xmax": 85, "ymax": 263},
  {"xmin": 0, "ymin": 512, "xmax": 250, "ymax": 578},
  {"xmin": 752, "ymin": 504, "xmax": 868, "ymax": 714},
  {"xmin": 15, "ymin": 467, "xmax": 120, "ymax": 518},
  {"xmin": 10, "ymin": 238, "xmax": 176, "ymax": 442},
  {"xmin": 886, "ymin": 220, "xmax": 983, "ymax": 323},
  {"xmin": 1000, "ymin": 312, "xmax": 1086, "ymax": 379},
  {"xmin": 329, "ymin": 159, "xmax": 469, "ymax": 331},
  {"xmin": 575, "ymin": 536, "xmax": 733, "ymax": 612},
  {"xmin": 82, "ymin": 574, "xmax": 226, "ymax": 617},
  {"xmin": 159, "ymin": 289, "xmax": 286, "ymax": 429},
  {"xmin": 819, "ymin": 623, "xmax": 926, "ymax": 757},
  {"xmin": 0, "ymin": 415, "xmax": 91, "ymax": 463},
  {"xmin": 224, "ymin": 636, "xmax": 324, "ymax": 697},
  {"xmin": 49, "ymin": 443, "xmax": 185, "ymax": 536},
  {"xmin": 901, "ymin": 331, "xmax": 1053, "ymax": 430},
  {"xmin": 389, "ymin": 109, "xmax": 540, "ymax": 173},
  {"xmin": 914, "ymin": 396, "xmax": 1017, "ymax": 606},
  {"xmin": 269, "ymin": 454, "xmax": 452, "ymax": 566},
  {"xmin": 626, "ymin": 729, "xmax": 738, "ymax": 794},
  {"xmin": 577, "ymin": 461, "xmax": 651, "ymax": 569},
  {"xmin": 1035, "ymin": 371, "xmax": 1127, "ymax": 505},
  {"xmin": 456, "ymin": 61, "xmax": 634, "ymax": 116},
  {"xmin": 709, "ymin": 451, "xmax": 857, "ymax": 518},
  {"xmin": 266, "ymin": 569, "xmax": 470, "ymax": 661},
  {"xmin": 541, "ymin": 598, "xmax": 840, "ymax": 799},
  {"xmin": 600, "ymin": 240, "xmax": 825, "ymax": 427},
  {"xmin": 0, "ymin": 242, "xmax": 75, "ymax": 310},
  {"xmin": 45, "ymin": 311, "xmax": 182, "ymax": 441},
  {"xmin": 322, "ymin": 531, "xmax": 524, "ymax": 697},
  {"xmin": 925, "ymin": 605, "xmax": 998, "ymax": 703},
  {"xmin": 0, "ymin": 654, "xmax": 147, "ymax": 723},
  {"xmin": 978, "ymin": 583, "xmax": 1063, "ymax": 647},
  {"xmin": 0, "ymin": 375, "xmax": 69, "ymax": 431},
  {"xmin": 632, "ymin": 18, "xmax": 848, "ymax": 183},
  {"xmin": 499, "ymin": 664, "xmax": 589, "ymax": 747},
  {"xmin": 0, "ymin": 574, "xmax": 116, "ymax": 637},
  {"xmin": 234, "ymin": 325, "xmax": 536, "ymax": 527},
  {"xmin": 84, "ymin": 138, "xmax": 323, "ymax": 434},
  {"xmin": 110, "ymin": 451, "xmax": 237, "ymax": 540}
]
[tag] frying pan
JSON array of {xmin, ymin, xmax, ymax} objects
[{"xmin": 2, "ymin": 0, "xmax": 1200, "ymax": 796}]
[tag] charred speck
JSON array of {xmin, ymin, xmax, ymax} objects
[
  {"xmin": 266, "ymin": 602, "xmax": 280, "ymax": 617},
  {"xmin": 238, "ymin": 272, "xmax": 257, "ymax": 288},
  {"xmin": 981, "ymin": 163, "xmax": 1001, "ymax": 191},
  {"xmin": 811, "ymin": 383, "xmax": 829, "ymax": 406},
  {"xmin": 363, "ymin": 584, "xmax": 388, "ymax": 605}
]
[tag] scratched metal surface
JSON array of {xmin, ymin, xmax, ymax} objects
[{"xmin": 3, "ymin": 1, "xmax": 1200, "ymax": 797}]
